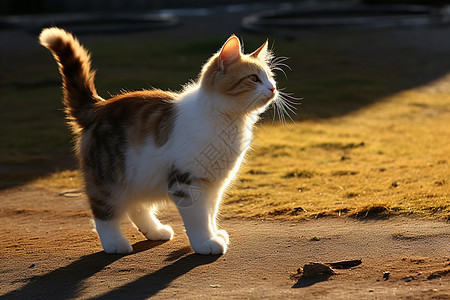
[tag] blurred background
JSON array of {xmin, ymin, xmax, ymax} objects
[
  {"xmin": 1, "ymin": 0, "xmax": 450, "ymax": 207},
  {"xmin": 1, "ymin": 0, "xmax": 448, "ymax": 14}
]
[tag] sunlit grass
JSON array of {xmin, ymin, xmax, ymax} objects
[
  {"xmin": 223, "ymin": 87, "xmax": 450, "ymax": 220},
  {"xmin": 32, "ymin": 170, "xmax": 83, "ymax": 193}
]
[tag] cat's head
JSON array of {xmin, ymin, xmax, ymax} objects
[{"xmin": 200, "ymin": 35, "xmax": 277, "ymax": 114}]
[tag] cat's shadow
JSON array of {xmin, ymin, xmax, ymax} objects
[{"xmin": 3, "ymin": 241, "xmax": 219, "ymax": 300}]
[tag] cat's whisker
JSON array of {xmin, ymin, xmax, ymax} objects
[
  {"xmin": 278, "ymin": 101, "xmax": 299, "ymax": 128},
  {"xmin": 274, "ymin": 62, "xmax": 292, "ymax": 72},
  {"xmin": 280, "ymin": 107, "xmax": 291, "ymax": 129},
  {"xmin": 272, "ymin": 102, "xmax": 279, "ymax": 125},
  {"xmin": 278, "ymin": 93, "xmax": 298, "ymax": 106},
  {"xmin": 271, "ymin": 56, "xmax": 290, "ymax": 66},
  {"xmin": 279, "ymin": 101, "xmax": 297, "ymax": 115},
  {"xmin": 274, "ymin": 98, "xmax": 290, "ymax": 128},
  {"xmin": 280, "ymin": 93, "xmax": 297, "ymax": 99},
  {"xmin": 272, "ymin": 99, "xmax": 281, "ymax": 121},
  {"xmin": 270, "ymin": 56, "xmax": 291, "ymax": 73},
  {"xmin": 273, "ymin": 92, "xmax": 301, "ymax": 128},
  {"xmin": 273, "ymin": 66, "xmax": 288, "ymax": 79},
  {"xmin": 282, "ymin": 99, "xmax": 298, "ymax": 108},
  {"xmin": 280, "ymin": 91, "xmax": 301, "ymax": 98},
  {"xmin": 273, "ymin": 99, "xmax": 284, "ymax": 126},
  {"xmin": 272, "ymin": 62, "xmax": 292, "ymax": 72},
  {"xmin": 278, "ymin": 91, "xmax": 302, "ymax": 105},
  {"xmin": 283, "ymin": 107, "xmax": 300, "ymax": 127},
  {"xmin": 279, "ymin": 97, "xmax": 298, "ymax": 115},
  {"xmin": 279, "ymin": 91, "xmax": 303, "ymax": 102},
  {"xmin": 278, "ymin": 95, "xmax": 299, "ymax": 110}
]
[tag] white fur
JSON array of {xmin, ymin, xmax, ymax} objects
[
  {"xmin": 128, "ymin": 204, "xmax": 174, "ymax": 240},
  {"xmin": 94, "ymin": 218, "xmax": 133, "ymax": 254}
]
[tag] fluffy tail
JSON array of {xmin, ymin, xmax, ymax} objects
[{"xmin": 39, "ymin": 27, "xmax": 101, "ymax": 130}]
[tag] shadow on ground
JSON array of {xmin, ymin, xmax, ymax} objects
[
  {"xmin": 292, "ymin": 276, "xmax": 332, "ymax": 288},
  {"xmin": 91, "ymin": 253, "xmax": 219, "ymax": 299},
  {"xmin": 3, "ymin": 240, "xmax": 218, "ymax": 300}
]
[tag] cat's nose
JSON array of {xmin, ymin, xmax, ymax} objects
[{"xmin": 269, "ymin": 87, "xmax": 275, "ymax": 93}]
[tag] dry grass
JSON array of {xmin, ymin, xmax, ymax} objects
[
  {"xmin": 32, "ymin": 170, "xmax": 82, "ymax": 193},
  {"xmin": 224, "ymin": 82, "xmax": 450, "ymax": 220}
]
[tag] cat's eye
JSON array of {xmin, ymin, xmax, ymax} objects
[{"xmin": 248, "ymin": 74, "xmax": 261, "ymax": 83}]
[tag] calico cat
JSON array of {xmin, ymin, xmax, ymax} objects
[{"xmin": 40, "ymin": 27, "xmax": 292, "ymax": 255}]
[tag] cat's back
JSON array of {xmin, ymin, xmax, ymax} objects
[
  {"xmin": 96, "ymin": 90, "xmax": 177, "ymax": 124},
  {"xmin": 88, "ymin": 90, "xmax": 178, "ymax": 147}
]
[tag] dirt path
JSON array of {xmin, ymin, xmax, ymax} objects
[{"xmin": 0, "ymin": 187, "xmax": 449, "ymax": 299}]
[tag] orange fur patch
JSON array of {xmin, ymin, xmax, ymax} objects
[
  {"xmin": 96, "ymin": 90, "xmax": 177, "ymax": 147},
  {"xmin": 200, "ymin": 52, "xmax": 272, "ymax": 97}
]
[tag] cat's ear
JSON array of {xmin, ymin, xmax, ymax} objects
[
  {"xmin": 219, "ymin": 35, "xmax": 241, "ymax": 70},
  {"xmin": 250, "ymin": 40, "xmax": 269, "ymax": 60}
]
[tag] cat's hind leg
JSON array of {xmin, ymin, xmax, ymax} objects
[
  {"xmin": 94, "ymin": 218, "xmax": 133, "ymax": 254},
  {"xmin": 128, "ymin": 204, "xmax": 174, "ymax": 241},
  {"xmin": 89, "ymin": 190, "xmax": 132, "ymax": 254}
]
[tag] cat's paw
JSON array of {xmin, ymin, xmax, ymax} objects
[
  {"xmin": 102, "ymin": 237, "xmax": 133, "ymax": 254},
  {"xmin": 191, "ymin": 236, "xmax": 228, "ymax": 255},
  {"xmin": 142, "ymin": 225, "xmax": 174, "ymax": 241},
  {"xmin": 216, "ymin": 229, "xmax": 229, "ymax": 244}
]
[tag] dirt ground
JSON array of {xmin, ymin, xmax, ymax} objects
[{"xmin": 0, "ymin": 186, "xmax": 449, "ymax": 299}]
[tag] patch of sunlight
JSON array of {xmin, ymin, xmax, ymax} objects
[{"xmin": 32, "ymin": 170, "xmax": 83, "ymax": 193}]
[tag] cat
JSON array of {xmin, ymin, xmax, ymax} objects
[{"xmin": 39, "ymin": 27, "xmax": 290, "ymax": 255}]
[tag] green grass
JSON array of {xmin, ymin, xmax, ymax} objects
[{"xmin": 1, "ymin": 29, "xmax": 449, "ymax": 219}]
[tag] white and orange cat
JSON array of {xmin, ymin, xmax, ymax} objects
[{"xmin": 40, "ymin": 27, "xmax": 291, "ymax": 255}]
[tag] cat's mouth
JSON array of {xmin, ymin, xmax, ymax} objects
[
  {"xmin": 251, "ymin": 93, "xmax": 276, "ymax": 111},
  {"xmin": 264, "ymin": 90, "xmax": 278, "ymax": 103}
]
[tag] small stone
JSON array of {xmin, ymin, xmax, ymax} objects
[
  {"xmin": 383, "ymin": 271, "xmax": 390, "ymax": 280},
  {"xmin": 402, "ymin": 276, "xmax": 415, "ymax": 282},
  {"xmin": 302, "ymin": 262, "xmax": 335, "ymax": 279},
  {"xmin": 28, "ymin": 263, "xmax": 36, "ymax": 268},
  {"xmin": 427, "ymin": 268, "xmax": 450, "ymax": 280}
]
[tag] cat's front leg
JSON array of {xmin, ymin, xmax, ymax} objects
[
  {"xmin": 168, "ymin": 174, "xmax": 228, "ymax": 255},
  {"xmin": 212, "ymin": 218, "xmax": 229, "ymax": 244},
  {"xmin": 177, "ymin": 203, "xmax": 228, "ymax": 255}
]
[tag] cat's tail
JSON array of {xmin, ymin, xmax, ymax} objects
[{"xmin": 39, "ymin": 27, "xmax": 101, "ymax": 131}]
